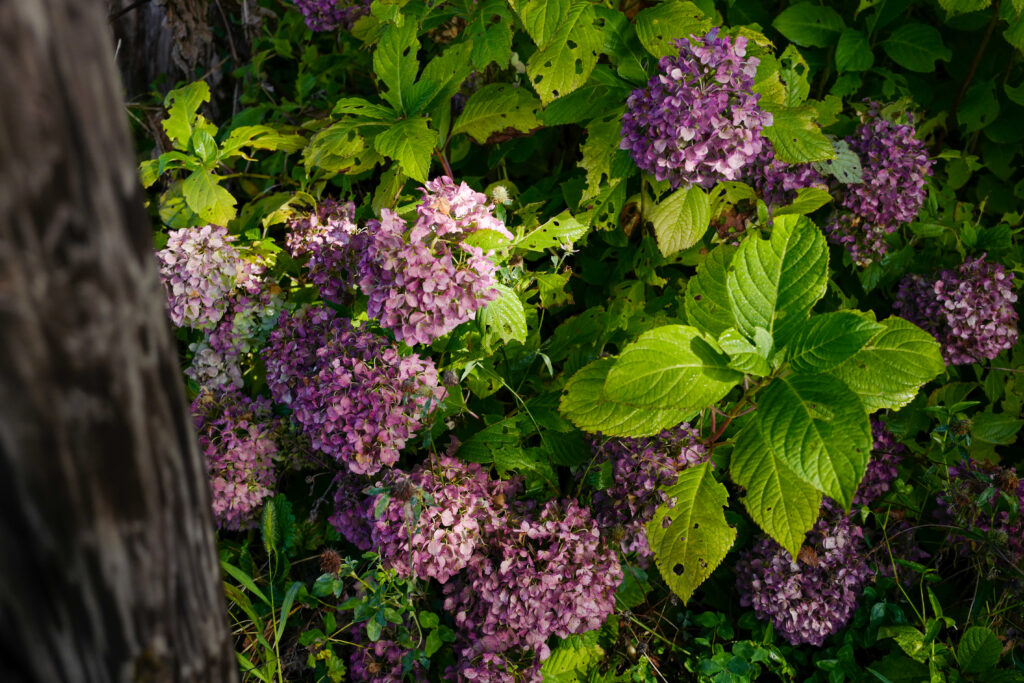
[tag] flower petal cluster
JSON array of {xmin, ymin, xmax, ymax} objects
[
  {"xmin": 263, "ymin": 306, "xmax": 446, "ymax": 475},
  {"xmin": 444, "ymin": 499, "xmax": 622, "ymax": 660},
  {"xmin": 853, "ymin": 420, "xmax": 904, "ymax": 507},
  {"xmin": 287, "ymin": 199, "xmax": 361, "ymax": 303},
  {"xmin": 347, "ymin": 624, "xmax": 425, "ymax": 683},
  {"xmin": 157, "ymin": 224, "xmax": 262, "ymax": 329},
  {"xmin": 357, "ymin": 177, "xmax": 507, "ymax": 346},
  {"xmin": 735, "ymin": 515, "xmax": 873, "ymax": 646},
  {"xmin": 620, "ymin": 29, "xmax": 772, "ymax": 189},
  {"xmin": 192, "ymin": 389, "xmax": 278, "ymax": 531},
  {"xmin": 825, "ymin": 105, "xmax": 933, "ymax": 266},
  {"xmin": 894, "ymin": 256, "xmax": 1018, "ymax": 365},
  {"xmin": 328, "ymin": 472, "xmax": 373, "ymax": 551},
  {"xmin": 589, "ymin": 423, "xmax": 708, "ymax": 560},
  {"xmin": 750, "ymin": 150, "xmax": 825, "ymax": 209},
  {"xmin": 370, "ymin": 455, "xmax": 518, "ymax": 584},
  {"xmin": 291, "ymin": 0, "xmax": 370, "ymax": 32}
]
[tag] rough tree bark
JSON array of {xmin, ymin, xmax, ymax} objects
[{"xmin": 0, "ymin": 2, "xmax": 239, "ymax": 682}]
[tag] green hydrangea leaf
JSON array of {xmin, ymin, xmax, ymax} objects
[
  {"xmin": 520, "ymin": 1, "xmax": 603, "ymax": 105},
  {"xmin": 634, "ymin": 1, "xmax": 711, "ymax": 58},
  {"xmin": 684, "ymin": 244, "xmax": 738, "ymax": 338},
  {"xmin": 603, "ymin": 325, "xmax": 742, "ymax": 412},
  {"xmin": 559, "ymin": 359, "xmax": 695, "ymax": 437},
  {"xmin": 647, "ymin": 462, "xmax": 736, "ymax": 604},
  {"xmin": 373, "ymin": 117, "xmax": 435, "ymax": 182},
  {"xmin": 730, "ymin": 421, "xmax": 821, "ymax": 557},
  {"xmin": 758, "ymin": 374, "xmax": 871, "ymax": 509},
  {"xmin": 647, "ymin": 185, "xmax": 711, "ymax": 257},
  {"xmin": 182, "ymin": 169, "xmax": 236, "ymax": 226},
  {"xmin": 881, "ymin": 23, "xmax": 952, "ymax": 73},
  {"xmin": 763, "ymin": 105, "xmax": 836, "ymax": 164},
  {"xmin": 452, "ymin": 83, "xmax": 542, "ymax": 144},
  {"xmin": 772, "ymin": 3, "xmax": 845, "ymax": 48},
  {"xmin": 515, "ymin": 210, "xmax": 589, "ymax": 251},
  {"xmin": 373, "ymin": 20, "xmax": 421, "ymax": 112},
  {"xmin": 957, "ymin": 626, "xmax": 1002, "ymax": 674},
  {"xmin": 480, "ymin": 284, "xmax": 527, "ymax": 344},
  {"xmin": 726, "ymin": 215, "xmax": 828, "ymax": 347},
  {"xmin": 828, "ymin": 316, "xmax": 946, "ymax": 412},
  {"xmin": 783, "ymin": 311, "xmax": 884, "ymax": 373}
]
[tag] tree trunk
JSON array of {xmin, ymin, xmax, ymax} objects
[{"xmin": 0, "ymin": 2, "xmax": 239, "ymax": 682}]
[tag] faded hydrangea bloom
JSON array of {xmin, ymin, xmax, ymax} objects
[
  {"xmin": 291, "ymin": 0, "xmax": 370, "ymax": 31},
  {"xmin": 620, "ymin": 29, "xmax": 772, "ymax": 189},
  {"xmin": 826, "ymin": 104, "xmax": 933, "ymax": 266},
  {"xmin": 328, "ymin": 471, "xmax": 373, "ymax": 551},
  {"xmin": 370, "ymin": 454, "xmax": 520, "ymax": 584},
  {"xmin": 263, "ymin": 306, "xmax": 446, "ymax": 475},
  {"xmin": 735, "ymin": 515, "xmax": 873, "ymax": 646},
  {"xmin": 286, "ymin": 199, "xmax": 361, "ymax": 303},
  {"xmin": 589, "ymin": 423, "xmax": 708, "ymax": 561},
  {"xmin": 156, "ymin": 224, "xmax": 262, "ymax": 329},
  {"xmin": 894, "ymin": 256, "xmax": 1018, "ymax": 365},
  {"xmin": 357, "ymin": 177, "xmax": 509, "ymax": 346},
  {"xmin": 192, "ymin": 389, "xmax": 278, "ymax": 531},
  {"xmin": 444, "ymin": 499, "xmax": 622, "ymax": 661}
]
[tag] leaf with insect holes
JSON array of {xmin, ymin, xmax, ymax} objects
[
  {"xmin": 480, "ymin": 284, "xmax": 527, "ymax": 344},
  {"xmin": 647, "ymin": 462, "xmax": 736, "ymax": 603}
]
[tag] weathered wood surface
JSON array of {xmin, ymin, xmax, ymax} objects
[{"xmin": 0, "ymin": 2, "xmax": 238, "ymax": 681}]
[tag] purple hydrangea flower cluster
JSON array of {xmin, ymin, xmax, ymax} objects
[
  {"xmin": 263, "ymin": 305, "xmax": 446, "ymax": 475},
  {"xmin": 620, "ymin": 29, "xmax": 772, "ymax": 189},
  {"xmin": 894, "ymin": 256, "xmax": 1018, "ymax": 365},
  {"xmin": 444, "ymin": 499, "xmax": 622, "ymax": 661},
  {"xmin": 750, "ymin": 150, "xmax": 825, "ymax": 209},
  {"xmin": 854, "ymin": 420, "xmax": 905, "ymax": 507},
  {"xmin": 191, "ymin": 390, "xmax": 278, "ymax": 531},
  {"xmin": 589, "ymin": 423, "xmax": 708, "ymax": 561},
  {"xmin": 357, "ymin": 177, "xmax": 508, "ymax": 346},
  {"xmin": 370, "ymin": 455, "xmax": 518, "ymax": 584},
  {"xmin": 825, "ymin": 105, "xmax": 933, "ymax": 266},
  {"xmin": 157, "ymin": 224, "xmax": 263, "ymax": 329},
  {"xmin": 937, "ymin": 459, "xmax": 1024, "ymax": 574},
  {"xmin": 735, "ymin": 515, "xmax": 873, "ymax": 646},
  {"xmin": 287, "ymin": 199, "xmax": 361, "ymax": 303},
  {"xmin": 291, "ymin": 0, "xmax": 370, "ymax": 32},
  {"xmin": 328, "ymin": 472, "xmax": 374, "ymax": 551}
]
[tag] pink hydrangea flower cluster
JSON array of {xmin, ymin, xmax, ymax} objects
[
  {"xmin": 370, "ymin": 455, "xmax": 519, "ymax": 584},
  {"xmin": 447, "ymin": 650, "xmax": 541, "ymax": 683},
  {"xmin": 894, "ymin": 256, "xmax": 1018, "ymax": 365},
  {"xmin": 589, "ymin": 423, "xmax": 708, "ymax": 561},
  {"xmin": 192, "ymin": 390, "xmax": 278, "ymax": 531},
  {"xmin": 291, "ymin": 0, "xmax": 370, "ymax": 31},
  {"xmin": 443, "ymin": 499, "xmax": 622, "ymax": 661},
  {"xmin": 620, "ymin": 29, "xmax": 773, "ymax": 189},
  {"xmin": 937, "ymin": 459, "xmax": 1024, "ymax": 576},
  {"xmin": 286, "ymin": 199, "xmax": 360, "ymax": 303},
  {"xmin": 263, "ymin": 306, "xmax": 446, "ymax": 475},
  {"xmin": 826, "ymin": 105, "xmax": 933, "ymax": 266},
  {"xmin": 186, "ymin": 287, "xmax": 284, "ymax": 391},
  {"xmin": 735, "ymin": 515, "xmax": 873, "ymax": 646},
  {"xmin": 855, "ymin": 420, "xmax": 904, "ymax": 507},
  {"xmin": 157, "ymin": 224, "xmax": 263, "ymax": 329},
  {"xmin": 357, "ymin": 177, "xmax": 509, "ymax": 346}
]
